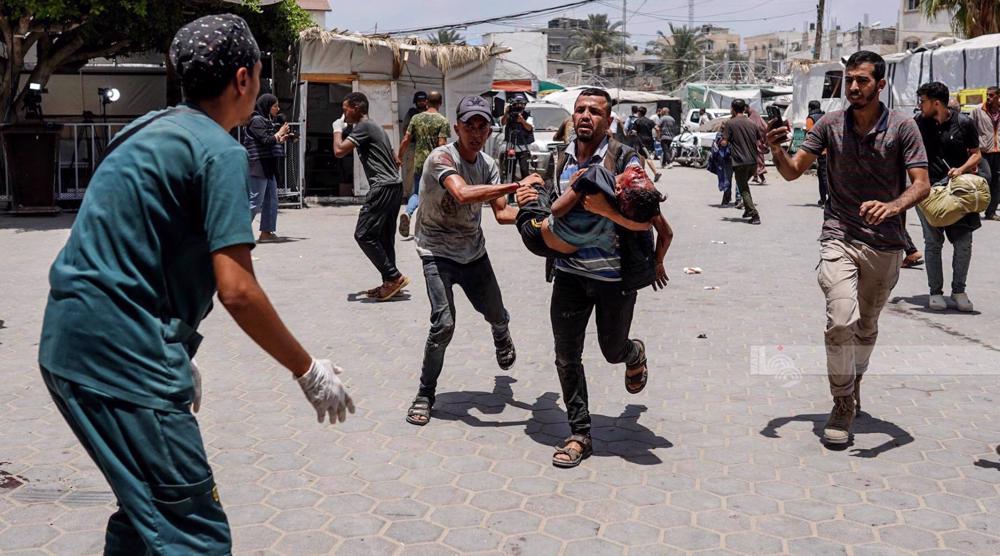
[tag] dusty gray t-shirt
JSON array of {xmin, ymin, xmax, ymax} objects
[
  {"xmin": 346, "ymin": 119, "xmax": 401, "ymax": 188},
  {"xmin": 723, "ymin": 114, "xmax": 762, "ymax": 167},
  {"xmin": 413, "ymin": 143, "xmax": 500, "ymax": 263}
]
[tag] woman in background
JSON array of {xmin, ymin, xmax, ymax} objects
[{"xmin": 244, "ymin": 93, "xmax": 290, "ymax": 242}]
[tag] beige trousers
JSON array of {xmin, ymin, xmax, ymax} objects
[{"xmin": 817, "ymin": 238, "xmax": 904, "ymax": 397}]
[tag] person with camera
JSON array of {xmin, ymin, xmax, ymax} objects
[
  {"xmin": 766, "ymin": 51, "xmax": 930, "ymax": 447},
  {"xmin": 244, "ymin": 93, "xmax": 291, "ymax": 243},
  {"xmin": 913, "ymin": 81, "xmax": 983, "ymax": 312},
  {"xmin": 500, "ymin": 93, "xmax": 535, "ymax": 182}
]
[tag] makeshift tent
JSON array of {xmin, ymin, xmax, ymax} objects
[
  {"xmin": 884, "ymin": 33, "xmax": 1000, "ymax": 113},
  {"xmin": 297, "ymin": 29, "xmax": 504, "ymax": 195},
  {"xmin": 542, "ymin": 86, "xmax": 678, "ymax": 115},
  {"xmin": 786, "ymin": 60, "xmax": 846, "ymax": 127},
  {"xmin": 704, "ymin": 88, "xmax": 763, "ymax": 112}
]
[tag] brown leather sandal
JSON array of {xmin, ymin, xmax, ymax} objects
[
  {"xmin": 625, "ymin": 339, "xmax": 648, "ymax": 394},
  {"xmin": 552, "ymin": 434, "xmax": 593, "ymax": 468}
]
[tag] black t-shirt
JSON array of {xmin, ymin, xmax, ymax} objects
[
  {"xmin": 504, "ymin": 110, "xmax": 534, "ymax": 147},
  {"xmin": 915, "ymin": 109, "xmax": 979, "ymax": 183},
  {"xmin": 632, "ymin": 116, "xmax": 657, "ymax": 147}
]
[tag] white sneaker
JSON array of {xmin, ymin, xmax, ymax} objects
[
  {"xmin": 928, "ymin": 294, "xmax": 947, "ymax": 310},
  {"xmin": 951, "ymin": 292, "xmax": 973, "ymax": 312}
]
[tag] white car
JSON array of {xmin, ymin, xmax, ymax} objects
[{"xmin": 486, "ymin": 100, "xmax": 571, "ymax": 181}]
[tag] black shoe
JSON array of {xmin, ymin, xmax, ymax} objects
[
  {"xmin": 735, "ymin": 200, "xmax": 744, "ymax": 210},
  {"xmin": 749, "ymin": 216, "xmax": 761, "ymax": 225},
  {"xmin": 496, "ymin": 336, "xmax": 516, "ymax": 370}
]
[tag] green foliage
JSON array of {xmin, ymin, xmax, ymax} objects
[
  {"xmin": 646, "ymin": 24, "xmax": 708, "ymax": 86},
  {"xmin": 427, "ymin": 29, "xmax": 465, "ymax": 45},
  {"xmin": 566, "ymin": 13, "xmax": 628, "ymax": 74},
  {"xmin": 919, "ymin": 0, "xmax": 1000, "ymax": 38}
]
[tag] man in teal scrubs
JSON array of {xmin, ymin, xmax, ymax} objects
[{"xmin": 38, "ymin": 15, "xmax": 354, "ymax": 554}]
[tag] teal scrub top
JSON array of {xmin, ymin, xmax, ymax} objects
[{"xmin": 39, "ymin": 104, "xmax": 255, "ymax": 411}]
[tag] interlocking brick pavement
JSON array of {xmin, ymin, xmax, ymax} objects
[{"xmin": 2, "ymin": 166, "xmax": 999, "ymax": 555}]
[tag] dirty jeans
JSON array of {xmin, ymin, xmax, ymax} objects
[
  {"xmin": 249, "ymin": 175, "xmax": 278, "ymax": 233},
  {"xmin": 417, "ymin": 254, "xmax": 511, "ymax": 401},
  {"xmin": 916, "ymin": 209, "xmax": 973, "ymax": 295},
  {"xmin": 551, "ymin": 271, "xmax": 641, "ymax": 436},
  {"xmin": 817, "ymin": 238, "xmax": 904, "ymax": 398}
]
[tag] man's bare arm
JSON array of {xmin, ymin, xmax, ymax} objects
[
  {"xmin": 490, "ymin": 195, "xmax": 518, "ymax": 225},
  {"xmin": 212, "ymin": 245, "xmax": 312, "ymax": 378},
  {"xmin": 767, "ymin": 125, "xmax": 817, "ymax": 181},
  {"xmin": 858, "ymin": 166, "xmax": 931, "ymax": 226},
  {"xmin": 442, "ymin": 173, "xmax": 521, "ymax": 205}
]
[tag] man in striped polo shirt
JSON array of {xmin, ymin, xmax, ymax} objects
[{"xmin": 766, "ymin": 51, "xmax": 930, "ymax": 446}]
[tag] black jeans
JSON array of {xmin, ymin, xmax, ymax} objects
[
  {"xmin": 817, "ymin": 155, "xmax": 829, "ymax": 203},
  {"xmin": 354, "ymin": 185, "xmax": 403, "ymax": 282},
  {"xmin": 418, "ymin": 255, "xmax": 511, "ymax": 401},
  {"xmin": 660, "ymin": 138, "xmax": 672, "ymax": 165},
  {"xmin": 551, "ymin": 271, "xmax": 640, "ymax": 436},
  {"xmin": 984, "ymin": 152, "xmax": 1000, "ymax": 218}
]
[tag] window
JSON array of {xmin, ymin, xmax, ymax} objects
[
  {"xmin": 822, "ymin": 70, "xmax": 843, "ymax": 99},
  {"xmin": 904, "ymin": 37, "xmax": 920, "ymax": 50},
  {"xmin": 548, "ymin": 44, "xmax": 562, "ymax": 55},
  {"xmin": 705, "ymin": 42, "xmax": 714, "ymax": 51},
  {"xmin": 906, "ymin": 0, "xmax": 919, "ymax": 11},
  {"xmin": 556, "ymin": 68, "xmax": 564, "ymax": 75}
]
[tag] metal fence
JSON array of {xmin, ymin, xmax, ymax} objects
[{"xmin": 2, "ymin": 121, "xmax": 304, "ymax": 209}]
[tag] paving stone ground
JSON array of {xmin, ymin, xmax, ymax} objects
[{"xmin": 2, "ymin": 166, "xmax": 1000, "ymax": 555}]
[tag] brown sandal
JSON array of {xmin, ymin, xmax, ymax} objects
[
  {"xmin": 552, "ymin": 434, "xmax": 593, "ymax": 468},
  {"xmin": 625, "ymin": 339, "xmax": 648, "ymax": 394}
]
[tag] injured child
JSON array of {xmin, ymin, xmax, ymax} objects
[{"xmin": 517, "ymin": 165, "xmax": 667, "ymax": 257}]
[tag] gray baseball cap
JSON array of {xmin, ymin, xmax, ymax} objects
[{"xmin": 456, "ymin": 95, "xmax": 492, "ymax": 123}]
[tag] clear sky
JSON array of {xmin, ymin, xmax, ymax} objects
[{"xmin": 326, "ymin": 0, "xmax": 902, "ymax": 50}]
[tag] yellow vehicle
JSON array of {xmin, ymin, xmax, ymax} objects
[{"xmin": 954, "ymin": 88, "xmax": 988, "ymax": 113}]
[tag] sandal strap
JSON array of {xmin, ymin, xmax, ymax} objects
[
  {"xmin": 626, "ymin": 369, "xmax": 647, "ymax": 384},
  {"xmin": 553, "ymin": 446, "xmax": 581, "ymax": 458},
  {"xmin": 565, "ymin": 434, "xmax": 592, "ymax": 449}
]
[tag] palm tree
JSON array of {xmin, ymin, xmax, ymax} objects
[
  {"xmin": 647, "ymin": 24, "xmax": 708, "ymax": 86},
  {"xmin": 427, "ymin": 29, "xmax": 465, "ymax": 45},
  {"xmin": 567, "ymin": 14, "xmax": 627, "ymax": 76},
  {"xmin": 920, "ymin": 0, "xmax": 1000, "ymax": 38}
]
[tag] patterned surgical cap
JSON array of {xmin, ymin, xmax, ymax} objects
[{"xmin": 169, "ymin": 14, "xmax": 261, "ymax": 98}]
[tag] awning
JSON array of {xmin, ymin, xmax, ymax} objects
[{"xmin": 492, "ymin": 79, "xmax": 534, "ymax": 92}]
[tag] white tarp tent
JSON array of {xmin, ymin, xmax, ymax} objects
[
  {"xmin": 884, "ymin": 33, "xmax": 1000, "ymax": 113},
  {"xmin": 787, "ymin": 60, "xmax": 845, "ymax": 127},
  {"xmin": 704, "ymin": 88, "xmax": 763, "ymax": 113},
  {"xmin": 297, "ymin": 30, "xmax": 503, "ymax": 195},
  {"xmin": 542, "ymin": 86, "xmax": 678, "ymax": 115}
]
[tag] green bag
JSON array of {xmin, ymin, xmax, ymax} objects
[{"xmin": 917, "ymin": 174, "xmax": 991, "ymax": 227}]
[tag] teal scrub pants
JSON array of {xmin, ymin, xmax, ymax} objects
[{"xmin": 41, "ymin": 369, "xmax": 231, "ymax": 555}]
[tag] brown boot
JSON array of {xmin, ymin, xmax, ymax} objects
[{"xmin": 823, "ymin": 395, "xmax": 855, "ymax": 445}]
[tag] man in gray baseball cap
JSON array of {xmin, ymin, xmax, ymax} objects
[{"xmin": 404, "ymin": 96, "xmax": 544, "ymax": 426}]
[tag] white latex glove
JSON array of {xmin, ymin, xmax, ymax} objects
[
  {"xmin": 332, "ymin": 117, "xmax": 347, "ymax": 134},
  {"xmin": 297, "ymin": 359, "xmax": 355, "ymax": 424},
  {"xmin": 190, "ymin": 358, "xmax": 202, "ymax": 413}
]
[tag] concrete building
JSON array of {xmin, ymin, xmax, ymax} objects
[
  {"xmin": 897, "ymin": 0, "xmax": 955, "ymax": 51},
  {"xmin": 700, "ymin": 25, "xmax": 741, "ymax": 55},
  {"xmin": 543, "ymin": 17, "xmax": 588, "ymax": 60},
  {"xmin": 744, "ymin": 30, "xmax": 803, "ymax": 62}
]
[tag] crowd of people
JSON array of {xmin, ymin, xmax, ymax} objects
[{"xmin": 30, "ymin": 12, "xmax": 998, "ymax": 552}]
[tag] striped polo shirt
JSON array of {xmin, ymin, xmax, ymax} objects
[
  {"xmin": 553, "ymin": 139, "xmax": 642, "ymax": 281},
  {"xmin": 800, "ymin": 103, "xmax": 927, "ymax": 251}
]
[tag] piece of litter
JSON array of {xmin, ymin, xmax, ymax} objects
[
  {"xmin": 711, "ymin": 240, "xmax": 727, "ymax": 245},
  {"xmin": 251, "ymin": 256, "xmax": 260, "ymax": 261},
  {"xmin": 697, "ymin": 333, "xmax": 708, "ymax": 339},
  {"xmin": 703, "ymin": 286, "xmax": 720, "ymax": 290},
  {"xmin": 683, "ymin": 267, "xmax": 703, "ymax": 274}
]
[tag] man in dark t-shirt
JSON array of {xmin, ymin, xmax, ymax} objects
[
  {"xmin": 765, "ymin": 51, "xmax": 930, "ymax": 447},
  {"xmin": 722, "ymin": 99, "xmax": 763, "ymax": 224},
  {"xmin": 914, "ymin": 81, "xmax": 983, "ymax": 312},
  {"xmin": 333, "ymin": 91, "xmax": 410, "ymax": 301}
]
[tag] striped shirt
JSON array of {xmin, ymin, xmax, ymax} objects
[
  {"xmin": 553, "ymin": 139, "xmax": 642, "ymax": 281},
  {"xmin": 800, "ymin": 103, "xmax": 927, "ymax": 251}
]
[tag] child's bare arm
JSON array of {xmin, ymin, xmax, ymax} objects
[
  {"xmin": 551, "ymin": 187, "xmax": 582, "ymax": 217},
  {"xmin": 581, "ymin": 193, "xmax": 651, "ymax": 231},
  {"xmin": 652, "ymin": 214, "xmax": 673, "ymax": 291}
]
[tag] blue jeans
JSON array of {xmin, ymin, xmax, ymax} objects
[
  {"xmin": 250, "ymin": 175, "xmax": 278, "ymax": 233},
  {"xmin": 406, "ymin": 171, "xmax": 421, "ymax": 216},
  {"xmin": 916, "ymin": 209, "xmax": 973, "ymax": 295}
]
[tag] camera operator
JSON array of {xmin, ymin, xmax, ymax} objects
[{"xmin": 500, "ymin": 93, "xmax": 535, "ymax": 181}]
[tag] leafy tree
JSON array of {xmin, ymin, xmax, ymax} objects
[
  {"xmin": 567, "ymin": 13, "xmax": 628, "ymax": 76},
  {"xmin": 646, "ymin": 24, "xmax": 707, "ymax": 86},
  {"xmin": 920, "ymin": 0, "xmax": 1000, "ymax": 38},
  {"xmin": 0, "ymin": 0, "xmax": 314, "ymax": 122},
  {"xmin": 427, "ymin": 29, "xmax": 465, "ymax": 45}
]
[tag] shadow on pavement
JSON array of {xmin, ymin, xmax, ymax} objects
[
  {"xmin": 434, "ymin": 376, "xmax": 672, "ymax": 465},
  {"xmin": 759, "ymin": 411, "xmax": 914, "ymax": 458},
  {"xmin": 974, "ymin": 446, "xmax": 1000, "ymax": 471},
  {"xmin": 0, "ymin": 213, "xmax": 75, "ymax": 232}
]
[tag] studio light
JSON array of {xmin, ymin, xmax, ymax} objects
[{"xmin": 99, "ymin": 87, "xmax": 121, "ymax": 104}]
